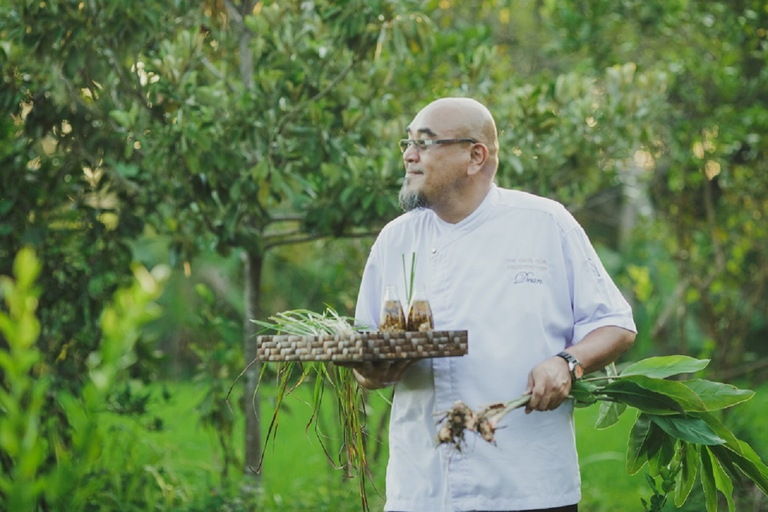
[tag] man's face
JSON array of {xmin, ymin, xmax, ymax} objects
[{"xmin": 398, "ymin": 106, "xmax": 472, "ymax": 212}]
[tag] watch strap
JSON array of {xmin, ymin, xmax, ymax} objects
[{"xmin": 556, "ymin": 351, "xmax": 584, "ymax": 381}]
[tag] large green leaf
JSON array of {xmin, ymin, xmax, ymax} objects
[
  {"xmin": 696, "ymin": 415, "xmax": 768, "ymax": 497},
  {"xmin": 700, "ymin": 446, "xmax": 719, "ymax": 512},
  {"xmin": 595, "ymin": 401, "xmax": 626, "ymax": 429},
  {"xmin": 570, "ymin": 379, "xmax": 598, "ymax": 406},
  {"xmin": 627, "ymin": 414, "xmax": 666, "ymax": 475},
  {"xmin": 602, "ymin": 379, "xmax": 686, "ymax": 415},
  {"xmin": 674, "ymin": 442, "xmax": 698, "ymax": 508},
  {"xmin": 619, "ymin": 375, "xmax": 707, "ymax": 413},
  {"xmin": 647, "ymin": 414, "xmax": 725, "ymax": 446},
  {"xmin": 682, "ymin": 379, "xmax": 755, "ymax": 411},
  {"xmin": 709, "ymin": 442, "xmax": 768, "ymax": 496},
  {"xmin": 699, "ymin": 413, "xmax": 768, "ymax": 494},
  {"xmin": 648, "ymin": 431, "xmax": 676, "ymax": 475},
  {"xmin": 627, "ymin": 415, "xmax": 649, "ymax": 475},
  {"xmin": 620, "ymin": 355, "xmax": 709, "ymax": 379},
  {"xmin": 706, "ymin": 447, "xmax": 735, "ymax": 512},
  {"xmin": 735, "ymin": 441, "xmax": 768, "ymax": 494},
  {"xmin": 697, "ymin": 412, "xmax": 742, "ymax": 450}
]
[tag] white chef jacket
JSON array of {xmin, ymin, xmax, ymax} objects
[{"xmin": 355, "ymin": 184, "xmax": 636, "ymax": 512}]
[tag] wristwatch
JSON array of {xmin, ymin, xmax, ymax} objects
[{"xmin": 556, "ymin": 351, "xmax": 584, "ymax": 381}]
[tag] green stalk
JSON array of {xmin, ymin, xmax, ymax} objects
[
  {"xmin": 401, "ymin": 252, "xmax": 417, "ymax": 304},
  {"xmin": 409, "ymin": 252, "xmax": 416, "ymax": 304},
  {"xmin": 401, "ymin": 254, "xmax": 408, "ymax": 304},
  {"xmin": 231, "ymin": 306, "xmax": 377, "ymax": 511}
]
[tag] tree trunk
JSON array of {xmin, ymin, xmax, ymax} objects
[
  {"xmin": 234, "ymin": 0, "xmax": 260, "ymax": 480},
  {"xmin": 243, "ymin": 249, "xmax": 263, "ymax": 480},
  {"xmin": 618, "ymin": 158, "xmax": 648, "ymax": 250}
]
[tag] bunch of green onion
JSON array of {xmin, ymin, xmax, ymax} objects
[{"xmin": 244, "ymin": 307, "xmax": 379, "ymax": 511}]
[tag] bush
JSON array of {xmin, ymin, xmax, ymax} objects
[{"xmin": 0, "ymin": 247, "xmax": 187, "ymax": 511}]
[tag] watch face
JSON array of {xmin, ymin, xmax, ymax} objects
[{"xmin": 573, "ymin": 364, "xmax": 584, "ymax": 379}]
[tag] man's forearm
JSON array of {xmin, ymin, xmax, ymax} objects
[{"xmin": 565, "ymin": 325, "xmax": 636, "ymax": 374}]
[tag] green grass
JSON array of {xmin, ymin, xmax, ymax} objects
[
  {"xmin": 105, "ymin": 378, "xmax": 389, "ymax": 511},
  {"xmin": 107, "ymin": 378, "xmax": 768, "ymax": 511},
  {"xmin": 576, "ymin": 404, "xmax": 657, "ymax": 511},
  {"xmin": 254, "ymin": 386, "xmax": 390, "ymax": 512}
]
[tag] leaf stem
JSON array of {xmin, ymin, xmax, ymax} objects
[{"xmin": 490, "ymin": 394, "xmax": 532, "ymax": 418}]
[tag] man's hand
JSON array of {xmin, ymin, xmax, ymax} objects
[
  {"xmin": 523, "ymin": 326, "xmax": 636, "ymax": 413},
  {"xmin": 524, "ymin": 356, "xmax": 572, "ymax": 413},
  {"xmin": 338, "ymin": 359, "xmax": 418, "ymax": 390}
]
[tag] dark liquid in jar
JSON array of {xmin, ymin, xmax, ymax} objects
[
  {"xmin": 407, "ymin": 300, "xmax": 434, "ymax": 332},
  {"xmin": 380, "ymin": 300, "xmax": 405, "ymax": 332}
]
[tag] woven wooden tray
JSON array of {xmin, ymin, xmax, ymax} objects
[{"xmin": 256, "ymin": 330, "xmax": 468, "ymax": 362}]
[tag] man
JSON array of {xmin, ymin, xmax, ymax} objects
[{"xmin": 352, "ymin": 97, "xmax": 636, "ymax": 511}]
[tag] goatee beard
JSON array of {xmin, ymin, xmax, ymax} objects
[{"xmin": 399, "ymin": 184, "xmax": 430, "ymax": 212}]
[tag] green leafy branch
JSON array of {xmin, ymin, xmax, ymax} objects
[{"xmin": 437, "ymin": 356, "xmax": 768, "ymax": 511}]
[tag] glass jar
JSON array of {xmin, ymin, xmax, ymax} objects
[
  {"xmin": 407, "ymin": 284, "xmax": 434, "ymax": 332},
  {"xmin": 379, "ymin": 285, "xmax": 405, "ymax": 333}
]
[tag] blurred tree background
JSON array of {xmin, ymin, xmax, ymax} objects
[{"xmin": 1, "ymin": 0, "xmax": 767, "ymax": 510}]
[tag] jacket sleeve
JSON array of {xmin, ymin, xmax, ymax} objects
[{"xmin": 562, "ymin": 220, "xmax": 637, "ymax": 344}]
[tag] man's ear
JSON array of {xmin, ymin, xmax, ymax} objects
[{"xmin": 467, "ymin": 143, "xmax": 489, "ymax": 176}]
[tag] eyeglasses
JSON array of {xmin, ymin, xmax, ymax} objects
[{"xmin": 398, "ymin": 138, "xmax": 477, "ymax": 153}]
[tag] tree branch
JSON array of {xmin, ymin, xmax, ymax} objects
[
  {"xmin": 264, "ymin": 229, "xmax": 379, "ymax": 251},
  {"xmin": 714, "ymin": 357, "xmax": 768, "ymax": 382},
  {"xmin": 226, "ymin": 0, "xmax": 255, "ymax": 91},
  {"xmin": 650, "ymin": 276, "xmax": 690, "ymax": 340},
  {"xmin": 702, "ymin": 170, "xmax": 725, "ymax": 271},
  {"xmin": 223, "ymin": 0, "xmax": 244, "ymax": 25},
  {"xmin": 201, "ymin": 56, "xmax": 237, "ymax": 93},
  {"xmin": 265, "ymin": 214, "xmax": 304, "ymax": 225},
  {"xmin": 267, "ymin": 54, "xmax": 361, "ymax": 162}
]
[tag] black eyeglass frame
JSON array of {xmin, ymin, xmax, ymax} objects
[{"xmin": 398, "ymin": 138, "xmax": 477, "ymax": 153}]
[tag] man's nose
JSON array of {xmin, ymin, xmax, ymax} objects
[{"xmin": 402, "ymin": 144, "xmax": 419, "ymax": 162}]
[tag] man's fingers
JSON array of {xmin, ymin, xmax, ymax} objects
[
  {"xmin": 525, "ymin": 375, "xmax": 539, "ymax": 413},
  {"xmin": 525, "ymin": 359, "xmax": 572, "ymax": 413},
  {"xmin": 344, "ymin": 359, "xmax": 421, "ymax": 389},
  {"xmin": 525, "ymin": 372, "xmax": 534, "ymax": 395},
  {"xmin": 389, "ymin": 359, "xmax": 417, "ymax": 378}
]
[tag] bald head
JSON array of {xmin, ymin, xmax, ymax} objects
[
  {"xmin": 411, "ymin": 97, "xmax": 499, "ymax": 176},
  {"xmin": 399, "ymin": 98, "xmax": 500, "ymax": 223}
]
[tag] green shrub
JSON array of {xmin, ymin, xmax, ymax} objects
[{"xmin": 0, "ymin": 247, "xmax": 187, "ymax": 511}]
